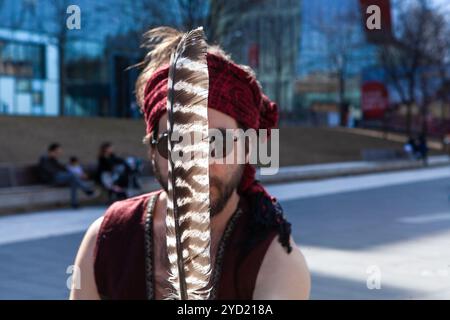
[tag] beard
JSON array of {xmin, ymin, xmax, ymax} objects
[
  {"xmin": 152, "ymin": 156, "xmax": 244, "ymax": 217},
  {"xmin": 208, "ymin": 166, "xmax": 244, "ymax": 216}
]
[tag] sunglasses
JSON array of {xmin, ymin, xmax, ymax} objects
[{"xmin": 150, "ymin": 128, "xmax": 246, "ymax": 160}]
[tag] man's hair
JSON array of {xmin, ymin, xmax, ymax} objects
[
  {"xmin": 99, "ymin": 142, "xmax": 112, "ymax": 157},
  {"xmin": 134, "ymin": 26, "xmax": 257, "ymax": 112},
  {"xmin": 48, "ymin": 143, "xmax": 61, "ymax": 152},
  {"xmin": 69, "ymin": 156, "xmax": 78, "ymax": 163}
]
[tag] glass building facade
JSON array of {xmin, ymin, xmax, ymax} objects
[
  {"xmin": 0, "ymin": 0, "xmax": 175, "ymax": 118},
  {"xmin": 295, "ymin": 0, "xmax": 379, "ymax": 124},
  {"xmin": 0, "ymin": 28, "xmax": 59, "ymax": 115}
]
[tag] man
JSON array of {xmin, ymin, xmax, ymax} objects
[
  {"xmin": 96, "ymin": 142, "xmax": 131, "ymax": 201},
  {"xmin": 38, "ymin": 143, "xmax": 94, "ymax": 208},
  {"xmin": 70, "ymin": 27, "xmax": 310, "ymax": 300}
]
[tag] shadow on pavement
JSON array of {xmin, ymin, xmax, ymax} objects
[
  {"xmin": 0, "ymin": 232, "xmax": 83, "ymax": 300},
  {"xmin": 282, "ymin": 177, "xmax": 450, "ymax": 250}
]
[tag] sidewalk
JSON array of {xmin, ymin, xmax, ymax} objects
[{"xmin": 257, "ymin": 155, "xmax": 450, "ymax": 184}]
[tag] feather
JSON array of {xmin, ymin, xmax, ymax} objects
[{"xmin": 165, "ymin": 27, "xmax": 211, "ymax": 300}]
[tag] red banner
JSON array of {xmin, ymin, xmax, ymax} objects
[{"xmin": 361, "ymin": 81, "xmax": 389, "ymax": 119}]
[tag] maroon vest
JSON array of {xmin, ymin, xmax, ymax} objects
[{"xmin": 94, "ymin": 190, "xmax": 277, "ymax": 300}]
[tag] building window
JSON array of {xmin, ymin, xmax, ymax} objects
[
  {"xmin": 31, "ymin": 91, "xmax": 44, "ymax": 115},
  {"xmin": 0, "ymin": 40, "xmax": 46, "ymax": 79},
  {"xmin": 16, "ymin": 79, "xmax": 32, "ymax": 92}
]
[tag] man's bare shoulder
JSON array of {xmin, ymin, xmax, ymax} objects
[
  {"xmin": 253, "ymin": 236, "xmax": 311, "ymax": 300},
  {"xmin": 70, "ymin": 191, "xmax": 164, "ymax": 300},
  {"xmin": 87, "ymin": 216, "xmax": 104, "ymax": 239},
  {"xmin": 69, "ymin": 216, "xmax": 104, "ymax": 299}
]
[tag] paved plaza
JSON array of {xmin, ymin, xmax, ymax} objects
[{"xmin": 1, "ymin": 166, "xmax": 450, "ymax": 299}]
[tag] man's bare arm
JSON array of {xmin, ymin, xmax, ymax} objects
[
  {"xmin": 253, "ymin": 236, "xmax": 311, "ymax": 299},
  {"xmin": 69, "ymin": 217, "xmax": 103, "ymax": 300}
]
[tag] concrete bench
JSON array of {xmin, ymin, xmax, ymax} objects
[
  {"xmin": 0, "ymin": 177, "xmax": 160, "ymax": 214},
  {"xmin": 0, "ymin": 163, "xmax": 100, "ymax": 213},
  {"xmin": 0, "ymin": 164, "xmax": 40, "ymax": 188},
  {"xmin": 0, "ymin": 162, "xmax": 157, "ymax": 214},
  {"xmin": 0, "ymin": 184, "xmax": 98, "ymax": 213},
  {"xmin": 361, "ymin": 148, "xmax": 408, "ymax": 161}
]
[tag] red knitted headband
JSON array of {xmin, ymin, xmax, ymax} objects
[{"xmin": 143, "ymin": 53, "xmax": 278, "ymax": 136}]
